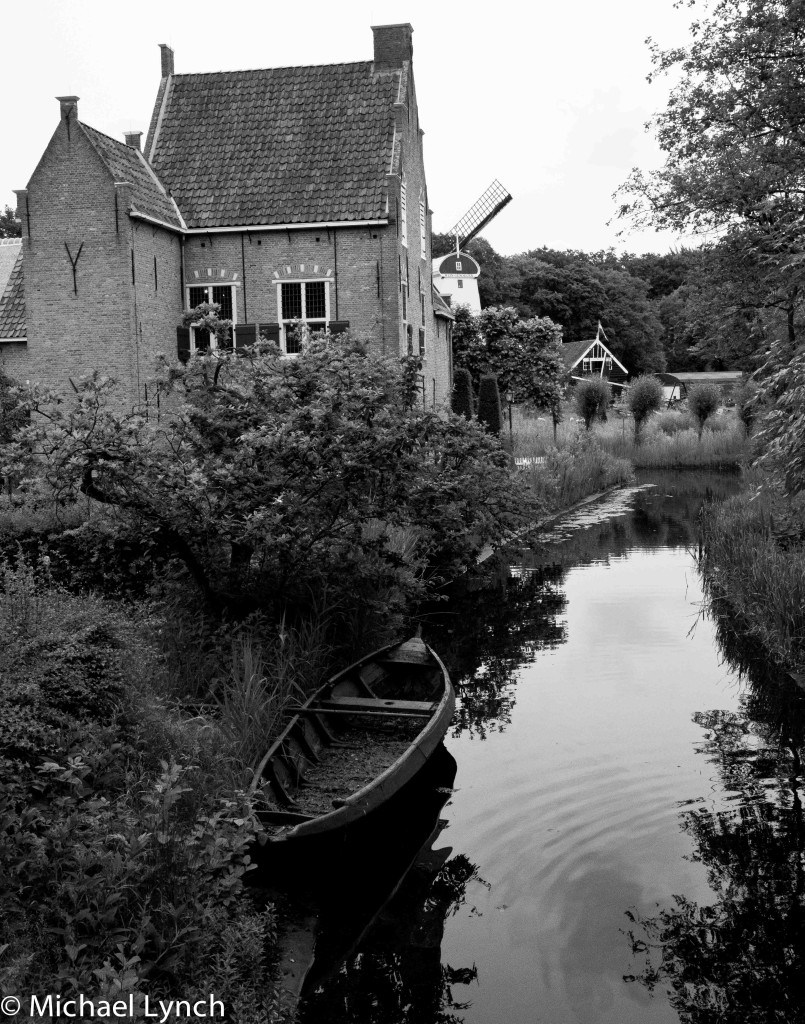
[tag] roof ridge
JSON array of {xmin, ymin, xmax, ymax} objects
[{"xmin": 171, "ymin": 59, "xmax": 372, "ymax": 78}]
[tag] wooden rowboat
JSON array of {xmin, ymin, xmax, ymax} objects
[{"xmin": 249, "ymin": 632, "xmax": 455, "ymax": 857}]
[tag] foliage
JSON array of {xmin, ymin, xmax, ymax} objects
[
  {"xmin": 0, "ymin": 203, "xmax": 21, "ymax": 238},
  {"xmin": 3, "ymin": 337, "xmax": 527, "ymax": 620},
  {"xmin": 687, "ymin": 382, "xmax": 721, "ymax": 438},
  {"xmin": 451, "ymin": 367, "xmax": 474, "ymax": 420},
  {"xmin": 627, "ymin": 375, "xmax": 663, "ymax": 444},
  {"xmin": 518, "ymin": 432, "xmax": 633, "ymax": 510},
  {"xmin": 0, "ymin": 370, "xmax": 26, "ymax": 446},
  {"xmin": 619, "ymin": 0, "xmax": 805, "ymax": 356},
  {"xmin": 0, "ymin": 564, "xmax": 286, "ymax": 1016},
  {"xmin": 451, "ymin": 304, "xmax": 567, "ymax": 412},
  {"xmin": 574, "ymin": 378, "xmax": 610, "ymax": 430},
  {"xmin": 477, "ymin": 374, "xmax": 503, "ymax": 436},
  {"xmin": 180, "ymin": 302, "xmax": 233, "ymax": 348},
  {"xmin": 754, "ymin": 342, "xmax": 805, "ymax": 495},
  {"xmin": 699, "ymin": 484, "xmax": 805, "ymax": 669},
  {"xmin": 735, "ymin": 379, "xmax": 759, "ymax": 436}
]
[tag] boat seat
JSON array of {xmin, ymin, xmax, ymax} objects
[{"xmin": 305, "ymin": 696, "xmax": 435, "ymax": 718}]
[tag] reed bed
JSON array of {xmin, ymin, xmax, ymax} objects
[
  {"xmin": 516, "ymin": 433, "xmax": 633, "ymax": 511},
  {"xmin": 511, "ymin": 406, "xmax": 748, "ymax": 469},
  {"xmin": 699, "ymin": 487, "xmax": 805, "ymax": 670}
]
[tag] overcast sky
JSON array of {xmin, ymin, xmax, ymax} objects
[{"xmin": 2, "ymin": 0, "xmax": 698, "ymax": 256}]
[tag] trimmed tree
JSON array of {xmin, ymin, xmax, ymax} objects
[
  {"xmin": 452, "ymin": 368, "xmax": 474, "ymax": 420},
  {"xmin": 687, "ymin": 382, "xmax": 721, "ymax": 438},
  {"xmin": 477, "ymin": 374, "xmax": 503, "ymax": 436},
  {"xmin": 575, "ymin": 378, "xmax": 611, "ymax": 430},
  {"xmin": 735, "ymin": 380, "xmax": 759, "ymax": 436},
  {"xmin": 627, "ymin": 375, "xmax": 663, "ymax": 445}
]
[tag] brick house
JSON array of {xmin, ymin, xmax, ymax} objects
[{"xmin": 0, "ymin": 24, "xmax": 455, "ymax": 407}]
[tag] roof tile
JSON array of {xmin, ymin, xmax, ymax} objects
[
  {"xmin": 149, "ymin": 62, "xmax": 398, "ymax": 229},
  {"xmin": 0, "ymin": 248, "xmax": 26, "ymax": 340}
]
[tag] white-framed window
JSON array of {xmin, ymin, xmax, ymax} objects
[
  {"xmin": 400, "ymin": 177, "xmax": 408, "ymax": 248},
  {"xmin": 186, "ymin": 284, "xmax": 237, "ymax": 352},
  {"xmin": 456, "ymin": 261, "xmax": 462, "ymax": 271},
  {"xmin": 419, "ymin": 195, "xmax": 427, "ymax": 260},
  {"xmin": 276, "ymin": 279, "xmax": 330, "ymax": 354}
]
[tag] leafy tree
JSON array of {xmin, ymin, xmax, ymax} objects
[
  {"xmin": 477, "ymin": 374, "xmax": 502, "ymax": 436},
  {"xmin": 627, "ymin": 375, "xmax": 663, "ymax": 444},
  {"xmin": 574, "ymin": 378, "xmax": 611, "ymax": 430},
  {"xmin": 451, "ymin": 305, "xmax": 566, "ymax": 413},
  {"xmin": 451, "ymin": 368, "xmax": 474, "ymax": 420},
  {"xmin": 620, "ymin": 0, "xmax": 805, "ymax": 356},
  {"xmin": 0, "ymin": 370, "xmax": 26, "ymax": 445},
  {"xmin": 688, "ymin": 382, "xmax": 721, "ymax": 438},
  {"xmin": 2, "ymin": 337, "xmax": 529, "ymax": 620},
  {"xmin": 0, "ymin": 204, "xmax": 21, "ymax": 238}
]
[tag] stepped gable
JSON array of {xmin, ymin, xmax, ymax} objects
[
  {"xmin": 147, "ymin": 61, "xmax": 399, "ymax": 229},
  {"xmin": 81, "ymin": 124, "xmax": 184, "ymax": 229}
]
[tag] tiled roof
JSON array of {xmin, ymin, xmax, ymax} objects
[
  {"xmin": 0, "ymin": 238, "xmax": 21, "ymax": 298},
  {"xmin": 0, "ymin": 247, "xmax": 25, "ymax": 340},
  {"xmin": 561, "ymin": 340, "xmax": 593, "ymax": 369},
  {"xmin": 148, "ymin": 62, "xmax": 399, "ymax": 229},
  {"xmin": 81, "ymin": 124, "xmax": 184, "ymax": 230}
]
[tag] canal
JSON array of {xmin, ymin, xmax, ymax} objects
[{"xmin": 300, "ymin": 470, "xmax": 805, "ymax": 1023}]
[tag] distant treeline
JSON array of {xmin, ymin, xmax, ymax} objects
[{"xmin": 432, "ymin": 234, "xmax": 776, "ymax": 377}]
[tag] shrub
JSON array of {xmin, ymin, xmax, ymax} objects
[
  {"xmin": 5, "ymin": 338, "xmax": 527, "ymax": 621},
  {"xmin": 627, "ymin": 375, "xmax": 664, "ymax": 444},
  {"xmin": 688, "ymin": 382, "xmax": 721, "ymax": 438},
  {"xmin": 477, "ymin": 374, "xmax": 503, "ymax": 435},
  {"xmin": 735, "ymin": 380, "xmax": 759, "ymax": 435},
  {"xmin": 574, "ymin": 378, "xmax": 611, "ymax": 430},
  {"xmin": 452, "ymin": 367, "xmax": 474, "ymax": 419}
]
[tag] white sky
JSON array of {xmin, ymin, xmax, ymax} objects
[{"xmin": 1, "ymin": 0, "xmax": 698, "ymax": 256}]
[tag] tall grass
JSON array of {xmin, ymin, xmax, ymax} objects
[
  {"xmin": 511, "ymin": 405, "xmax": 748, "ymax": 469},
  {"xmin": 517, "ymin": 433, "xmax": 633, "ymax": 511},
  {"xmin": 699, "ymin": 485, "xmax": 805, "ymax": 670},
  {"xmin": 214, "ymin": 615, "xmax": 331, "ymax": 770}
]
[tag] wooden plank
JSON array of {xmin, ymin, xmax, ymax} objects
[
  {"xmin": 318, "ymin": 696, "xmax": 435, "ymax": 715},
  {"xmin": 301, "ymin": 705, "xmax": 433, "ymax": 720}
]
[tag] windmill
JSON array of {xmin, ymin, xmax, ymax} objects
[{"xmin": 432, "ymin": 180, "xmax": 512, "ymax": 313}]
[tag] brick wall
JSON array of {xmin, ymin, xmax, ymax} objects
[
  {"xmin": 390, "ymin": 64, "xmax": 453, "ymax": 409},
  {"xmin": 4, "ymin": 116, "xmax": 138, "ymax": 397},
  {"xmin": 131, "ymin": 219, "xmax": 183, "ymax": 392}
]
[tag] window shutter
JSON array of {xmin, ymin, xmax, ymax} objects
[
  {"xmin": 328, "ymin": 321, "xmax": 350, "ymax": 335},
  {"xmin": 234, "ymin": 323, "xmax": 258, "ymax": 350},
  {"xmin": 260, "ymin": 323, "xmax": 281, "ymax": 344},
  {"xmin": 177, "ymin": 326, "xmax": 191, "ymax": 364}
]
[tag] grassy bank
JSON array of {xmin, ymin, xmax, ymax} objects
[
  {"xmin": 0, "ymin": 555, "xmax": 317, "ymax": 1020},
  {"xmin": 511, "ymin": 405, "xmax": 749, "ymax": 469},
  {"xmin": 515, "ymin": 431, "xmax": 634, "ymax": 511},
  {"xmin": 699, "ymin": 482, "xmax": 805, "ymax": 672}
]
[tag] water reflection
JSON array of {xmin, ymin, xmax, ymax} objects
[
  {"xmin": 425, "ymin": 562, "xmax": 568, "ymax": 738},
  {"xmin": 625, "ymin": 590, "xmax": 805, "ymax": 1023}
]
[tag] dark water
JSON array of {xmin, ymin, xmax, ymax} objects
[{"xmin": 300, "ymin": 471, "xmax": 805, "ymax": 1024}]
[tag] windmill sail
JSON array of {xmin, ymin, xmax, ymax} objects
[{"xmin": 448, "ymin": 180, "xmax": 513, "ymax": 249}]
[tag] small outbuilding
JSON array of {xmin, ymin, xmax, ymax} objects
[
  {"xmin": 561, "ymin": 329, "xmax": 628, "ymax": 387},
  {"xmin": 656, "ymin": 370, "xmax": 744, "ymax": 405}
]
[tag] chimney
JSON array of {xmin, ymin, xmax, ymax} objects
[
  {"xmin": 371, "ymin": 24, "xmax": 413, "ymax": 71},
  {"xmin": 159, "ymin": 43, "xmax": 175, "ymax": 77},
  {"xmin": 56, "ymin": 95, "xmax": 79, "ymax": 121},
  {"xmin": 124, "ymin": 131, "xmax": 143, "ymax": 150}
]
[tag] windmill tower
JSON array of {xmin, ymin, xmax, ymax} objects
[{"xmin": 432, "ymin": 180, "xmax": 512, "ymax": 313}]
